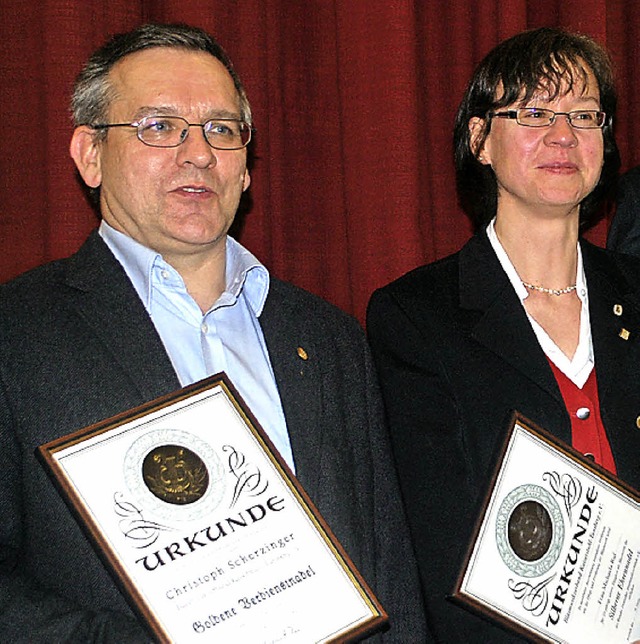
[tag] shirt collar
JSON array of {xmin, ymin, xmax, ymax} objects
[
  {"xmin": 98, "ymin": 220, "xmax": 270, "ymax": 316},
  {"xmin": 222, "ymin": 235, "xmax": 270, "ymax": 316},
  {"xmin": 486, "ymin": 218, "xmax": 592, "ymax": 385}
]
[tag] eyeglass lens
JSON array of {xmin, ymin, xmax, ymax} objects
[
  {"xmin": 138, "ymin": 116, "xmax": 251, "ymax": 148},
  {"xmin": 516, "ymin": 108, "xmax": 605, "ymax": 128}
]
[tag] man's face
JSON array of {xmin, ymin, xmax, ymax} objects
[{"xmin": 78, "ymin": 47, "xmax": 250, "ymax": 263}]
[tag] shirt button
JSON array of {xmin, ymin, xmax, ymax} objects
[
  {"xmin": 161, "ymin": 269, "xmax": 170, "ymax": 280},
  {"xmin": 201, "ymin": 323, "xmax": 208, "ymax": 334},
  {"xmin": 576, "ymin": 407, "xmax": 590, "ymax": 420}
]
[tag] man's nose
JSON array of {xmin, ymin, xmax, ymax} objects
[{"xmin": 176, "ymin": 125, "xmax": 217, "ymax": 167}]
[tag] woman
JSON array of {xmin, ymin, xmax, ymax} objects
[{"xmin": 368, "ymin": 28, "xmax": 640, "ymax": 643}]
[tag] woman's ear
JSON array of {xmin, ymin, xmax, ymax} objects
[
  {"xmin": 468, "ymin": 117, "xmax": 490, "ymax": 165},
  {"xmin": 70, "ymin": 126, "xmax": 103, "ymax": 188}
]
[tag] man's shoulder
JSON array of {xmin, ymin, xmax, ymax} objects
[
  {"xmin": 620, "ymin": 164, "xmax": 640, "ymax": 189},
  {"xmin": 267, "ymin": 277, "xmax": 357, "ymax": 320},
  {"xmin": 0, "ymin": 259, "xmax": 78, "ymax": 350},
  {"xmin": 584, "ymin": 239, "xmax": 640, "ymax": 287},
  {"xmin": 0, "ymin": 256, "xmax": 71, "ymax": 307},
  {"xmin": 264, "ymin": 277, "xmax": 364, "ymax": 340},
  {"xmin": 0, "ymin": 231, "xmax": 106, "ymax": 295},
  {"xmin": 0, "ymin": 232, "xmax": 131, "ymax": 326}
]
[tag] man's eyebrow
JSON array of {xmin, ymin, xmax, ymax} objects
[
  {"xmin": 131, "ymin": 105, "xmax": 175, "ymax": 118},
  {"xmin": 131, "ymin": 106, "xmax": 243, "ymax": 120},
  {"xmin": 204, "ymin": 109, "xmax": 244, "ymax": 120}
]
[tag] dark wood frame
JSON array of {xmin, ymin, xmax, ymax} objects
[
  {"xmin": 38, "ymin": 373, "xmax": 388, "ymax": 643},
  {"xmin": 451, "ymin": 411, "xmax": 640, "ymax": 644}
]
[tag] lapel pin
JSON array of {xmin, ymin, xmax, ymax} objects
[
  {"xmin": 297, "ymin": 346, "xmax": 308, "ymax": 361},
  {"xmin": 619, "ymin": 328, "xmax": 630, "ymax": 341},
  {"xmin": 613, "ymin": 304, "xmax": 623, "ymax": 316}
]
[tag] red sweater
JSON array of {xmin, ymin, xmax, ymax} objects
[{"xmin": 548, "ymin": 359, "xmax": 616, "ymax": 475}]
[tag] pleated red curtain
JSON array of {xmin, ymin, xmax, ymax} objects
[{"xmin": 1, "ymin": 0, "xmax": 638, "ymax": 323}]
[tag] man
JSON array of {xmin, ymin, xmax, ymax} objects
[
  {"xmin": 607, "ymin": 165, "xmax": 640, "ymax": 254},
  {"xmin": 0, "ymin": 24, "xmax": 426, "ymax": 642}
]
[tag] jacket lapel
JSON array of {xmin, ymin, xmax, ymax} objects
[
  {"xmin": 259, "ymin": 279, "xmax": 322, "ymax": 492},
  {"xmin": 62, "ymin": 231, "xmax": 180, "ymax": 404},
  {"xmin": 458, "ymin": 233, "xmax": 562, "ymax": 402}
]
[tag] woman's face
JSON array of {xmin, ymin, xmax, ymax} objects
[{"xmin": 472, "ymin": 68, "xmax": 604, "ymax": 221}]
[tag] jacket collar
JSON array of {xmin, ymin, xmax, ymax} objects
[
  {"xmin": 458, "ymin": 229, "xmax": 640, "ymax": 418},
  {"xmin": 63, "ymin": 230, "xmax": 181, "ymax": 403},
  {"xmin": 458, "ymin": 230, "xmax": 562, "ymax": 400}
]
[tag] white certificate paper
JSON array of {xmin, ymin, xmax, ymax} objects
[
  {"xmin": 38, "ymin": 374, "xmax": 387, "ymax": 643},
  {"xmin": 453, "ymin": 413, "xmax": 640, "ymax": 644}
]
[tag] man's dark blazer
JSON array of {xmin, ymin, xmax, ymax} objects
[
  {"xmin": 367, "ymin": 231, "xmax": 640, "ymax": 643},
  {"xmin": 607, "ymin": 165, "xmax": 640, "ymax": 255},
  {"xmin": 0, "ymin": 232, "xmax": 426, "ymax": 642}
]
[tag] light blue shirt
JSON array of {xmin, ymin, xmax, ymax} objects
[{"xmin": 99, "ymin": 221, "xmax": 295, "ymax": 470}]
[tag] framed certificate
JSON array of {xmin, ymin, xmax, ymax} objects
[
  {"xmin": 453, "ymin": 412, "xmax": 640, "ymax": 644},
  {"xmin": 37, "ymin": 374, "xmax": 387, "ymax": 643}
]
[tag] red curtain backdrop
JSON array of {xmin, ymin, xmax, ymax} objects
[{"xmin": 1, "ymin": 0, "xmax": 638, "ymax": 324}]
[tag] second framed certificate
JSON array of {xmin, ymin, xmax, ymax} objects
[
  {"xmin": 37, "ymin": 374, "xmax": 387, "ymax": 643},
  {"xmin": 453, "ymin": 413, "xmax": 640, "ymax": 644}
]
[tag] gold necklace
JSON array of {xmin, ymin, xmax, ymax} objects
[{"xmin": 522, "ymin": 281, "xmax": 577, "ymax": 296}]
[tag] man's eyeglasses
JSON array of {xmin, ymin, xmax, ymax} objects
[
  {"xmin": 90, "ymin": 115, "xmax": 252, "ymax": 150},
  {"xmin": 488, "ymin": 108, "xmax": 606, "ymax": 130}
]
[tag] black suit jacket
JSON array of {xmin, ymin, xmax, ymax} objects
[
  {"xmin": 367, "ymin": 232, "xmax": 640, "ymax": 643},
  {"xmin": 0, "ymin": 232, "xmax": 427, "ymax": 642}
]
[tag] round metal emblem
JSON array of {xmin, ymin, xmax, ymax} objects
[
  {"xmin": 495, "ymin": 484, "xmax": 564, "ymax": 577},
  {"xmin": 124, "ymin": 429, "xmax": 226, "ymax": 522},
  {"xmin": 142, "ymin": 444, "xmax": 209, "ymax": 505}
]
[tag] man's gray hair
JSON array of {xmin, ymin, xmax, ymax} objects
[{"xmin": 71, "ymin": 23, "xmax": 252, "ymax": 135}]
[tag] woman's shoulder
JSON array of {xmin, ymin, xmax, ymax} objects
[
  {"xmin": 378, "ymin": 249, "xmax": 462, "ymax": 297},
  {"xmin": 373, "ymin": 232, "xmax": 493, "ymax": 306},
  {"xmin": 367, "ymin": 249, "xmax": 468, "ymax": 331}
]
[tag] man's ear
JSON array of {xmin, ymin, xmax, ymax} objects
[
  {"xmin": 70, "ymin": 126, "xmax": 103, "ymax": 188},
  {"xmin": 242, "ymin": 168, "xmax": 251, "ymax": 192},
  {"xmin": 468, "ymin": 117, "xmax": 491, "ymax": 165}
]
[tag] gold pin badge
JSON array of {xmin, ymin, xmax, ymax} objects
[
  {"xmin": 297, "ymin": 347, "xmax": 308, "ymax": 360},
  {"xmin": 613, "ymin": 304, "xmax": 623, "ymax": 316},
  {"xmin": 619, "ymin": 328, "xmax": 630, "ymax": 341}
]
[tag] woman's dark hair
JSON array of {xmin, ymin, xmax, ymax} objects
[{"xmin": 454, "ymin": 27, "xmax": 619, "ymax": 230}]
